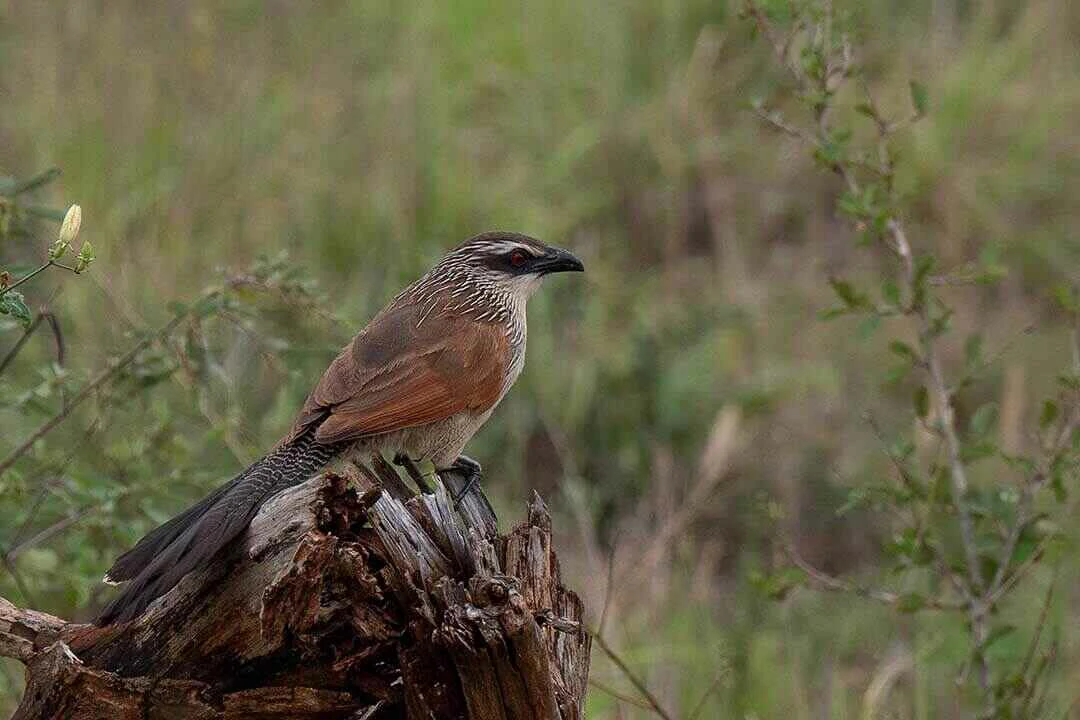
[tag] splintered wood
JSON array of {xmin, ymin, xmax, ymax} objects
[{"xmin": 0, "ymin": 461, "xmax": 590, "ymax": 719}]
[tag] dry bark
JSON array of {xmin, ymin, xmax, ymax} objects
[{"xmin": 0, "ymin": 458, "xmax": 590, "ymax": 719}]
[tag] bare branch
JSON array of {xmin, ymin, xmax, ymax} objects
[
  {"xmin": 589, "ymin": 629, "xmax": 675, "ymax": 720},
  {"xmin": 688, "ymin": 665, "xmax": 729, "ymax": 720},
  {"xmin": 985, "ymin": 538, "xmax": 1051, "ymax": 609},
  {"xmin": 587, "ymin": 677, "xmax": 656, "ymax": 712},
  {"xmin": 753, "ymin": 106, "xmax": 817, "ymax": 144},
  {"xmin": 0, "ymin": 307, "xmax": 194, "ymax": 479},
  {"xmin": 742, "ymin": 1, "xmax": 803, "ymax": 84},
  {"xmin": 785, "ymin": 544, "xmax": 963, "ymax": 611},
  {"xmin": 0, "ymin": 313, "xmax": 44, "ymax": 375},
  {"xmin": 4, "ymin": 506, "xmax": 97, "ymax": 562}
]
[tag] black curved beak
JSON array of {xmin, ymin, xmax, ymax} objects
[{"xmin": 535, "ymin": 246, "xmax": 585, "ymax": 275}]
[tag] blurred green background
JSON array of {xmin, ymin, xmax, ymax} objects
[{"xmin": 1, "ymin": 1, "xmax": 1078, "ymax": 717}]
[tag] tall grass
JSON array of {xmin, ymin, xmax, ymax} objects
[{"xmin": 1, "ymin": 0, "xmax": 1078, "ymax": 716}]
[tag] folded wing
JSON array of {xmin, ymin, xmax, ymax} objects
[{"xmin": 287, "ymin": 303, "xmax": 509, "ymax": 445}]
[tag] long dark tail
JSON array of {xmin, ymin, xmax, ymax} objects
[{"xmin": 96, "ymin": 433, "xmax": 341, "ymax": 626}]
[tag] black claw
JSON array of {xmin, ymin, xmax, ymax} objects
[
  {"xmin": 439, "ymin": 455, "xmax": 482, "ymax": 507},
  {"xmin": 452, "ymin": 475, "xmax": 479, "ymax": 506}
]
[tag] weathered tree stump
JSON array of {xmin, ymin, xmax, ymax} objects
[{"xmin": 0, "ymin": 457, "xmax": 591, "ymax": 719}]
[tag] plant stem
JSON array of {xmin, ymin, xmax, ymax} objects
[
  {"xmin": 0, "ymin": 313, "xmax": 44, "ymax": 375},
  {"xmin": 1, "ymin": 261, "xmax": 53, "ymax": 296},
  {"xmin": 0, "ymin": 302, "xmax": 205, "ymax": 479},
  {"xmin": 589, "ymin": 629, "xmax": 675, "ymax": 720}
]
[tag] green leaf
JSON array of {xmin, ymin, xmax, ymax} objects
[
  {"xmin": 751, "ymin": 566, "xmax": 807, "ymax": 601},
  {"xmin": 982, "ymin": 624, "xmax": 1016, "ymax": 652},
  {"xmin": 911, "ymin": 255, "xmax": 935, "ymax": 309},
  {"xmin": 913, "ymin": 386, "xmax": 929, "ymax": 419},
  {"xmin": 0, "ymin": 290, "xmax": 32, "ymax": 328},
  {"xmin": 973, "ymin": 244, "xmax": 1007, "ymax": 285},
  {"xmin": 838, "ymin": 487, "xmax": 870, "ymax": 515},
  {"xmin": 964, "ymin": 334, "xmax": 983, "ymax": 371},
  {"xmin": 975, "ymin": 264, "xmax": 1007, "ymax": 285},
  {"xmin": 1051, "ymin": 471, "xmax": 1067, "ymax": 503},
  {"xmin": 896, "ymin": 592, "xmax": 926, "ymax": 613},
  {"xmin": 1039, "ymin": 400, "xmax": 1059, "ymax": 430},
  {"xmin": 818, "ymin": 306, "xmax": 849, "ymax": 321},
  {"xmin": 856, "ymin": 314, "xmax": 881, "ymax": 340},
  {"xmin": 192, "ymin": 292, "xmax": 225, "ymax": 319},
  {"xmin": 1052, "ymin": 284, "xmax": 1079, "ymax": 313},
  {"xmin": 854, "ymin": 102, "xmax": 876, "ymax": 118},
  {"xmin": 828, "ymin": 277, "xmax": 868, "ymax": 309},
  {"xmin": 889, "ymin": 340, "xmax": 917, "ymax": 362},
  {"xmin": 74, "ymin": 241, "xmax": 96, "ymax": 273},
  {"xmin": 881, "ymin": 281, "xmax": 901, "ymax": 307},
  {"xmin": 970, "ymin": 403, "xmax": 998, "ymax": 436},
  {"xmin": 928, "ymin": 302, "xmax": 953, "ymax": 337},
  {"xmin": 961, "ymin": 440, "xmax": 997, "ymax": 462},
  {"xmin": 800, "ymin": 45, "xmax": 826, "ymax": 81},
  {"xmin": 909, "ymin": 80, "xmax": 929, "ymax": 116},
  {"xmin": 884, "ymin": 363, "xmax": 912, "ymax": 386},
  {"xmin": 890, "ymin": 438, "xmax": 916, "ymax": 460}
]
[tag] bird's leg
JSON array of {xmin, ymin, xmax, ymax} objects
[
  {"xmin": 393, "ymin": 452, "xmax": 434, "ymax": 494},
  {"xmin": 438, "ymin": 455, "xmax": 482, "ymax": 506}
]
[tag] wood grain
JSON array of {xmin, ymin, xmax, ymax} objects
[{"xmin": 0, "ymin": 460, "xmax": 590, "ymax": 719}]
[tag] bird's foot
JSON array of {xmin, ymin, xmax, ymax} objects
[{"xmin": 438, "ymin": 455, "xmax": 482, "ymax": 508}]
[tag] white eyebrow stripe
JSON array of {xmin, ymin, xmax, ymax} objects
[
  {"xmin": 469, "ymin": 240, "xmax": 543, "ymax": 255},
  {"xmin": 500, "ymin": 242, "xmax": 543, "ymax": 256}
]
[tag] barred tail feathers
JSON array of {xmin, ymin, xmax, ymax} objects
[{"xmin": 96, "ymin": 435, "xmax": 339, "ymax": 625}]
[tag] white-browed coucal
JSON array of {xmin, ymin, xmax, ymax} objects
[{"xmin": 97, "ymin": 231, "xmax": 584, "ymax": 625}]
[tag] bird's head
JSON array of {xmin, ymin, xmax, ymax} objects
[{"xmin": 441, "ymin": 231, "xmax": 584, "ymax": 301}]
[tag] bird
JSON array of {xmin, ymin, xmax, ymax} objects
[{"xmin": 96, "ymin": 231, "xmax": 584, "ymax": 625}]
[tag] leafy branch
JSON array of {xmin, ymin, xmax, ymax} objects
[
  {"xmin": 743, "ymin": 1, "xmax": 1078, "ymax": 715},
  {"xmin": 1, "ymin": 168, "xmax": 94, "ymax": 328},
  {"xmin": 0, "ymin": 251, "xmax": 344, "ymax": 604}
]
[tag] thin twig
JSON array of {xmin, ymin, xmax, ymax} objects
[
  {"xmin": 785, "ymin": 544, "xmax": 963, "ymax": 610},
  {"xmin": 985, "ymin": 403, "xmax": 1078, "ymax": 607},
  {"xmin": 0, "ymin": 261, "xmax": 53, "ymax": 296},
  {"xmin": 863, "ymin": 413, "xmax": 926, "ymax": 498},
  {"xmin": 539, "ymin": 413, "xmax": 604, "ymax": 586},
  {"xmin": 889, "ymin": 219, "xmax": 984, "ymax": 596},
  {"xmin": 4, "ymin": 506, "xmax": 96, "ymax": 562},
  {"xmin": 743, "ymin": 1, "xmax": 803, "ymax": 84},
  {"xmin": 984, "ymin": 538, "xmax": 1050, "ymax": 609},
  {"xmin": 219, "ymin": 310, "xmax": 289, "ymax": 375},
  {"xmin": 1020, "ymin": 569, "xmax": 1056, "ymax": 681},
  {"xmin": 688, "ymin": 665, "xmax": 729, "ymax": 720},
  {"xmin": 0, "ymin": 313, "xmax": 44, "ymax": 375},
  {"xmin": 587, "ymin": 678, "xmax": 656, "ymax": 712},
  {"xmin": 639, "ymin": 406, "xmax": 739, "ymax": 573},
  {"xmin": 0, "ymin": 303, "xmax": 200, "ymax": 478},
  {"xmin": 0, "ymin": 555, "xmax": 36, "ymax": 607},
  {"xmin": 9, "ymin": 418, "xmax": 102, "ymax": 548},
  {"xmin": 597, "ymin": 546, "xmax": 617, "ymax": 639},
  {"xmin": 752, "ymin": 106, "xmax": 817, "ymax": 144},
  {"xmin": 42, "ymin": 311, "xmax": 66, "ymax": 367},
  {"xmin": 589, "ymin": 629, "xmax": 675, "ymax": 720}
]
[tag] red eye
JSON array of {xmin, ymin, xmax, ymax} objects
[{"xmin": 509, "ymin": 250, "xmax": 528, "ymax": 268}]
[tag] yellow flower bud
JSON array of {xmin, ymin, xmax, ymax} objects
[{"xmin": 59, "ymin": 204, "xmax": 82, "ymax": 246}]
